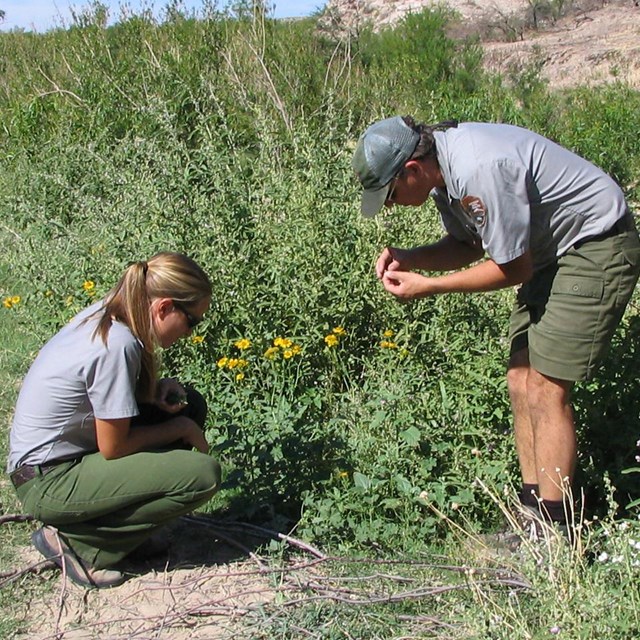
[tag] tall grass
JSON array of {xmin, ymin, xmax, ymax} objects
[{"xmin": 1, "ymin": 0, "xmax": 639, "ymax": 594}]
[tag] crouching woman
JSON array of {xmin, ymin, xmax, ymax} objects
[{"xmin": 7, "ymin": 252, "xmax": 221, "ymax": 588}]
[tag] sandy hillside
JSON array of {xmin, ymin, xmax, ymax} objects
[{"xmin": 325, "ymin": 0, "xmax": 640, "ymax": 89}]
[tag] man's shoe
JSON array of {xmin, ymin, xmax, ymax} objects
[
  {"xmin": 32, "ymin": 526, "xmax": 125, "ymax": 589},
  {"xmin": 477, "ymin": 505, "xmax": 572, "ymax": 559}
]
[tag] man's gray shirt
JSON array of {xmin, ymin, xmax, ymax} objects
[
  {"xmin": 8, "ymin": 303, "xmax": 142, "ymax": 472},
  {"xmin": 432, "ymin": 123, "xmax": 628, "ymax": 270}
]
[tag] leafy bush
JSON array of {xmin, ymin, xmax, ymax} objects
[{"xmin": 1, "ymin": 4, "xmax": 639, "ymax": 557}]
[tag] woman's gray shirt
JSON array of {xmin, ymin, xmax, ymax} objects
[{"xmin": 7, "ymin": 303, "xmax": 142, "ymax": 472}]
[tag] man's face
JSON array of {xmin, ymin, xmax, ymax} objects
[{"xmin": 383, "ymin": 160, "xmax": 436, "ymax": 209}]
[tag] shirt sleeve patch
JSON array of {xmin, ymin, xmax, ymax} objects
[{"xmin": 461, "ymin": 195, "xmax": 488, "ymax": 227}]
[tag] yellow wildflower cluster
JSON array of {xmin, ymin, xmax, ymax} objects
[
  {"xmin": 324, "ymin": 326, "xmax": 346, "ymax": 348},
  {"xmin": 234, "ymin": 338, "xmax": 251, "ymax": 350},
  {"xmin": 191, "ymin": 335, "xmax": 205, "ymax": 344},
  {"xmin": 217, "ymin": 357, "xmax": 249, "ymax": 370},
  {"xmin": 380, "ymin": 328, "xmax": 397, "ymax": 349},
  {"xmin": 82, "ymin": 281, "xmax": 97, "ymax": 298},
  {"xmin": 265, "ymin": 336, "xmax": 302, "ymax": 360},
  {"xmin": 2, "ymin": 295, "xmax": 21, "ymax": 309},
  {"xmin": 217, "ymin": 355, "xmax": 249, "ymax": 382}
]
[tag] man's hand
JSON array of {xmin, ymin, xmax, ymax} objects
[
  {"xmin": 381, "ymin": 270, "xmax": 433, "ymax": 299},
  {"xmin": 375, "ymin": 247, "xmax": 414, "ymax": 280}
]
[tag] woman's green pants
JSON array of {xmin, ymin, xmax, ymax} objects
[{"xmin": 14, "ymin": 390, "xmax": 220, "ymax": 569}]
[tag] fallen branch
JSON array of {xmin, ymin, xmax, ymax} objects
[
  {"xmin": 0, "ymin": 513, "xmax": 34, "ymax": 525},
  {"xmin": 0, "ymin": 558, "xmax": 57, "ymax": 588}
]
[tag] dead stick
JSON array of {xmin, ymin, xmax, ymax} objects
[{"xmin": 0, "ymin": 513, "xmax": 34, "ymax": 525}]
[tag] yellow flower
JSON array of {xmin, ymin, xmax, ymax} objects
[
  {"xmin": 291, "ymin": 344, "xmax": 302, "ymax": 355},
  {"xmin": 383, "ymin": 329, "xmax": 394, "ymax": 338},
  {"xmin": 65, "ymin": 295, "xmax": 74, "ymax": 307},
  {"xmin": 380, "ymin": 340, "xmax": 397, "ymax": 349},
  {"xmin": 324, "ymin": 334, "xmax": 339, "ymax": 347},
  {"xmin": 217, "ymin": 356, "xmax": 229, "ymax": 368},
  {"xmin": 11, "ymin": 295, "xmax": 21, "ymax": 305},
  {"xmin": 274, "ymin": 336, "xmax": 293, "ymax": 349},
  {"xmin": 3, "ymin": 297, "xmax": 12, "ymax": 309},
  {"xmin": 83, "ymin": 280, "xmax": 95, "ymax": 292},
  {"xmin": 237, "ymin": 358, "xmax": 249, "ymax": 369},
  {"xmin": 191, "ymin": 335, "xmax": 204, "ymax": 344},
  {"xmin": 283, "ymin": 349, "xmax": 293, "ymax": 359},
  {"xmin": 264, "ymin": 346, "xmax": 279, "ymax": 360},
  {"xmin": 235, "ymin": 372, "xmax": 245, "ymax": 381},
  {"xmin": 234, "ymin": 338, "xmax": 251, "ymax": 350},
  {"xmin": 332, "ymin": 326, "xmax": 346, "ymax": 336},
  {"xmin": 339, "ymin": 471, "xmax": 348, "ymax": 478},
  {"xmin": 227, "ymin": 358, "xmax": 239, "ymax": 369}
]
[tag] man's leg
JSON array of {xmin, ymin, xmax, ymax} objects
[
  {"xmin": 526, "ymin": 368, "xmax": 576, "ymax": 504},
  {"xmin": 508, "ymin": 348, "xmax": 576, "ymax": 523},
  {"xmin": 507, "ymin": 347, "xmax": 537, "ymax": 490}
]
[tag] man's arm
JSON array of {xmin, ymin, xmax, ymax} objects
[
  {"xmin": 376, "ymin": 234, "xmax": 484, "ymax": 279},
  {"xmin": 381, "ymin": 250, "xmax": 533, "ymax": 299}
]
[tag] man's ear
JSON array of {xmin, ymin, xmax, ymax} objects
[{"xmin": 404, "ymin": 159, "xmax": 423, "ymax": 176}]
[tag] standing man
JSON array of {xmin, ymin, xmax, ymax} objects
[{"xmin": 352, "ymin": 115, "xmax": 639, "ymax": 533}]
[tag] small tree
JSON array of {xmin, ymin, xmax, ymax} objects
[{"xmin": 0, "ymin": 9, "xmax": 5, "ymax": 21}]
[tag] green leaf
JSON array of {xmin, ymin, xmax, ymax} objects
[
  {"xmin": 353, "ymin": 472, "xmax": 372, "ymax": 490},
  {"xmin": 400, "ymin": 426, "xmax": 421, "ymax": 446}
]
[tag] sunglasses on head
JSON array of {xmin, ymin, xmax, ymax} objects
[{"xmin": 172, "ymin": 300, "xmax": 202, "ymax": 329}]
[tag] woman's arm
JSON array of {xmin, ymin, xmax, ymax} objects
[{"xmin": 95, "ymin": 415, "xmax": 209, "ymax": 459}]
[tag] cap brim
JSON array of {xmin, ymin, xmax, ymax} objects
[{"xmin": 361, "ymin": 184, "xmax": 389, "ymax": 218}]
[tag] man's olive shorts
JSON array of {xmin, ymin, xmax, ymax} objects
[{"xmin": 509, "ymin": 212, "xmax": 640, "ymax": 381}]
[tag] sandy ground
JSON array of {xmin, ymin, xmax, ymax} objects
[{"xmin": 14, "ymin": 515, "xmax": 311, "ymax": 639}]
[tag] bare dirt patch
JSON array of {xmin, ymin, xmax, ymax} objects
[
  {"xmin": 481, "ymin": 4, "xmax": 640, "ymax": 89},
  {"xmin": 14, "ymin": 516, "xmax": 318, "ymax": 639}
]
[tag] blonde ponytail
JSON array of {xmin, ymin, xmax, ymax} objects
[{"xmin": 94, "ymin": 253, "xmax": 211, "ymax": 401}]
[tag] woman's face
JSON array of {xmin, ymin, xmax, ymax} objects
[{"xmin": 152, "ymin": 296, "xmax": 210, "ymax": 348}]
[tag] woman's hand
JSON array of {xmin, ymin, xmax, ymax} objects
[
  {"xmin": 181, "ymin": 421, "xmax": 209, "ymax": 454},
  {"xmin": 155, "ymin": 378, "xmax": 187, "ymax": 413}
]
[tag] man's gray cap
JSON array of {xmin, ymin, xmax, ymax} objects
[{"xmin": 352, "ymin": 115, "xmax": 420, "ymax": 217}]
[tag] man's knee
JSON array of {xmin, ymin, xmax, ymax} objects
[{"xmin": 526, "ymin": 368, "xmax": 573, "ymax": 406}]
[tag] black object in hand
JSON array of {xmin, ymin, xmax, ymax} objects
[{"xmin": 166, "ymin": 391, "xmax": 187, "ymax": 405}]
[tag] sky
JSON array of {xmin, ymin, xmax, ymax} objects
[{"xmin": 0, "ymin": 0, "xmax": 325, "ymax": 32}]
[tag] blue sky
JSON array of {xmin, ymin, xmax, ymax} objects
[{"xmin": 0, "ymin": 0, "xmax": 326, "ymax": 32}]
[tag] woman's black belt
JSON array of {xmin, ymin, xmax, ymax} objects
[{"xmin": 9, "ymin": 462, "xmax": 65, "ymax": 489}]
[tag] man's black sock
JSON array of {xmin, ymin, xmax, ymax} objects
[
  {"xmin": 540, "ymin": 499, "xmax": 568, "ymax": 525},
  {"xmin": 519, "ymin": 483, "xmax": 539, "ymax": 509}
]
